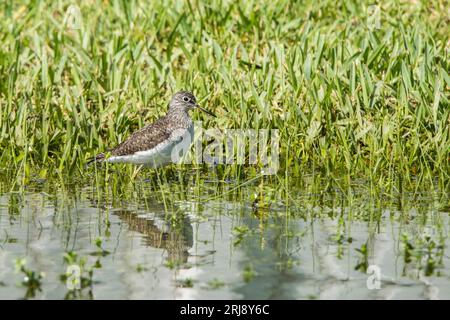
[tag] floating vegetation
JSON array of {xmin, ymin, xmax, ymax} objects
[
  {"xmin": 243, "ymin": 265, "xmax": 256, "ymax": 283},
  {"xmin": 15, "ymin": 259, "xmax": 44, "ymax": 299},
  {"xmin": 206, "ymin": 279, "xmax": 226, "ymax": 290}
]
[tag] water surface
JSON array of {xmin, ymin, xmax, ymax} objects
[{"xmin": 0, "ymin": 172, "xmax": 448, "ymax": 299}]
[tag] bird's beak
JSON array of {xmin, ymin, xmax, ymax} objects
[{"xmin": 195, "ymin": 104, "xmax": 216, "ymax": 118}]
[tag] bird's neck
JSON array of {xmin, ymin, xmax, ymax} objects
[{"xmin": 165, "ymin": 109, "xmax": 192, "ymax": 130}]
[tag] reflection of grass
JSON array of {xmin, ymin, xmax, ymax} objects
[
  {"xmin": 275, "ymin": 258, "xmax": 296, "ymax": 271},
  {"xmin": 0, "ymin": 0, "xmax": 448, "ymax": 187}
]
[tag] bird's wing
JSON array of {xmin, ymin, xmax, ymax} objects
[{"xmin": 110, "ymin": 118, "xmax": 171, "ymax": 157}]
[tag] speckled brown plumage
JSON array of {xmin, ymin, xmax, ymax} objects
[{"xmin": 112, "ymin": 117, "xmax": 172, "ymax": 156}]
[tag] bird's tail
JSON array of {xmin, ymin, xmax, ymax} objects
[{"xmin": 86, "ymin": 153, "xmax": 106, "ymax": 166}]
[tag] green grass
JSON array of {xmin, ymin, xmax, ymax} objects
[{"xmin": 0, "ymin": 0, "xmax": 449, "ymax": 188}]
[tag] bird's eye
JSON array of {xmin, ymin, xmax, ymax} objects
[{"xmin": 183, "ymin": 96, "xmax": 190, "ymax": 102}]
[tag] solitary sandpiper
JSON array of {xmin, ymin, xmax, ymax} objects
[{"xmin": 88, "ymin": 91, "xmax": 216, "ymax": 167}]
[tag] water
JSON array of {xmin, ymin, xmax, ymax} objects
[{"xmin": 0, "ymin": 172, "xmax": 449, "ymax": 299}]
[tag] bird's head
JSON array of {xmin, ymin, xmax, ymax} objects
[{"xmin": 170, "ymin": 91, "xmax": 216, "ymax": 117}]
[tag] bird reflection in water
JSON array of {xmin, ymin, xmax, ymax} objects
[{"xmin": 113, "ymin": 210, "xmax": 193, "ymax": 265}]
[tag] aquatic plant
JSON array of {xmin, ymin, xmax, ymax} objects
[{"xmin": 14, "ymin": 258, "xmax": 44, "ymax": 299}]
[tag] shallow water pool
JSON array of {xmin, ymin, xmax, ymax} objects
[{"xmin": 0, "ymin": 173, "xmax": 448, "ymax": 299}]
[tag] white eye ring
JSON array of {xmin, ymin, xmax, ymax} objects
[{"xmin": 183, "ymin": 96, "xmax": 190, "ymax": 102}]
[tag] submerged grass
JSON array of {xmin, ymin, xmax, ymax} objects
[{"xmin": 0, "ymin": 0, "xmax": 449, "ymax": 187}]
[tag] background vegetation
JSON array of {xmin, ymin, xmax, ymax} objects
[{"xmin": 0, "ymin": 0, "xmax": 449, "ymax": 188}]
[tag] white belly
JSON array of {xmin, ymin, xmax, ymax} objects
[{"xmin": 106, "ymin": 125, "xmax": 194, "ymax": 168}]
